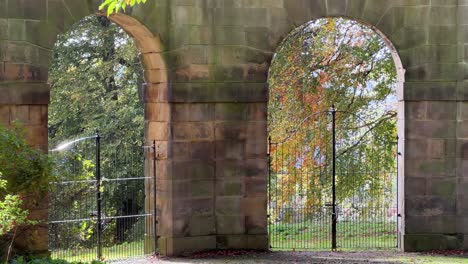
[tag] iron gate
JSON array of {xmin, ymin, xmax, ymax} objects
[
  {"xmin": 48, "ymin": 134, "xmax": 158, "ymax": 261},
  {"xmin": 268, "ymin": 107, "xmax": 399, "ymax": 250}
]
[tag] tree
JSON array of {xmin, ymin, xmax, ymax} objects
[
  {"xmin": 268, "ymin": 18, "xmax": 397, "ymax": 215},
  {"xmin": 99, "ymin": 0, "xmax": 148, "ymax": 15},
  {"xmin": 48, "ymin": 15, "xmax": 145, "ymax": 249}
]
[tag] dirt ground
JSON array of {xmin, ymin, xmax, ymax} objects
[{"xmin": 111, "ymin": 250, "xmax": 468, "ymax": 264}]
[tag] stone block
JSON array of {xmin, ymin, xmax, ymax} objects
[
  {"xmin": 404, "ymin": 234, "xmax": 462, "ymax": 251},
  {"xmin": 24, "ymin": 125, "xmax": 47, "ymax": 147},
  {"xmin": 242, "ymin": 197, "xmax": 266, "ymax": 215},
  {"xmin": 172, "ymin": 142, "xmax": 190, "ymax": 160},
  {"xmin": 190, "ymin": 103, "xmax": 215, "ymax": 121},
  {"xmin": 0, "ymin": 105, "xmax": 10, "ymax": 124},
  {"xmin": 406, "ymin": 177, "xmax": 427, "ymax": 195},
  {"xmin": 192, "ymin": 122, "xmax": 214, "ymax": 140},
  {"xmin": 191, "ymin": 198, "xmax": 214, "ymax": 216},
  {"xmin": 245, "ymin": 159, "xmax": 268, "ymax": 177},
  {"xmin": 245, "ymin": 214, "xmax": 267, "ymax": 234},
  {"xmin": 427, "ymin": 178, "xmax": 456, "ymax": 197},
  {"xmin": 146, "ymin": 122, "xmax": 171, "ymax": 141},
  {"xmin": 404, "ymin": 6, "xmax": 430, "ymax": 26},
  {"xmin": 144, "ymin": 68, "xmax": 167, "ymax": 83},
  {"xmin": 405, "ymin": 196, "xmax": 456, "ymax": 216},
  {"xmin": 189, "ymin": 215, "xmax": 216, "ymax": 236},
  {"xmin": 146, "ymin": 103, "xmax": 170, "ymax": 122},
  {"xmin": 458, "ymin": 195, "xmax": 468, "ymax": 216},
  {"xmin": 7, "ymin": 0, "xmax": 24, "ymax": 19},
  {"xmin": 216, "ymin": 215, "xmax": 246, "ymax": 234},
  {"xmin": 8, "ymin": 20, "xmax": 26, "ymax": 41},
  {"xmin": 216, "ymin": 235, "xmax": 248, "ymax": 249},
  {"xmin": 143, "ymin": 83, "xmax": 168, "ymax": 103},
  {"xmin": 28, "ymin": 105, "xmax": 47, "ymax": 125},
  {"xmin": 406, "ymin": 215, "xmax": 457, "ymax": 234},
  {"xmin": 24, "ymin": 0, "xmax": 46, "ymax": 20},
  {"xmin": 429, "ymin": 26, "xmax": 458, "ymax": 45},
  {"xmin": 245, "ymin": 177, "xmax": 267, "ymax": 197},
  {"xmin": 215, "ymin": 103, "xmax": 248, "ymax": 121},
  {"xmin": 245, "ymin": 136, "xmax": 267, "ymax": 158},
  {"xmin": 427, "ymin": 101, "xmax": 456, "ymax": 120},
  {"xmin": 216, "ymin": 160, "xmax": 245, "ymax": 178},
  {"xmin": 191, "ymin": 180, "xmax": 214, "ymax": 198},
  {"xmin": 247, "ymin": 234, "xmax": 269, "ymax": 250},
  {"xmin": 172, "ymin": 160, "xmax": 215, "ymax": 180},
  {"xmin": 458, "ymin": 217, "xmax": 468, "ymax": 233},
  {"xmin": 245, "ymin": 27, "xmax": 274, "ymax": 50},
  {"xmin": 406, "ymin": 120, "xmax": 456, "ymax": 139},
  {"xmin": 172, "ymin": 122, "xmax": 191, "ymax": 141},
  {"xmin": 247, "ymin": 103, "xmax": 267, "ymax": 121},
  {"xmin": 216, "ymin": 196, "xmax": 242, "ymax": 215},
  {"xmin": 214, "ymin": 26, "xmax": 246, "ymax": 46},
  {"xmin": 215, "ymin": 122, "xmax": 247, "ymax": 140},
  {"xmin": 159, "ymin": 235, "xmax": 216, "ymax": 256},
  {"xmin": 393, "ymin": 27, "xmax": 429, "ymax": 50},
  {"xmin": 190, "ymin": 141, "xmax": 215, "ymax": 160},
  {"xmin": 173, "ymin": 104, "xmax": 189, "ymax": 121},
  {"xmin": 216, "ymin": 178, "xmax": 244, "ymax": 196},
  {"xmin": 10, "ymin": 105, "xmax": 29, "ymax": 124},
  {"xmin": 140, "ymin": 53, "xmax": 165, "ymax": 70},
  {"xmin": 216, "ymin": 140, "xmax": 245, "ymax": 160}
]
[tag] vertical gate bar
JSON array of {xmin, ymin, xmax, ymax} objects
[
  {"xmin": 267, "ymin": 137, "xmax": 272, "ymax": 248},
  {"xmin": 331, "ymin": 106, "xmax": 337, "ymax": 251},
  {"xmin": 95, "ymin": 131, "xmax": 102, "ymax": 260},
  {"xmin": 152, "ymin": 140, "xmax": 158, "ymax": 253},
  {"xmin": 396, "ymin": 136, "xmax": 400, "ymax": 249}
]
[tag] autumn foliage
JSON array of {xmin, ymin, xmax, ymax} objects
[{"xmin": 268, "ymin": 18, "xmax": 398, "ymax": 219}]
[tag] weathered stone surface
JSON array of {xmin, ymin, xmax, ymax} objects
[{"xmin": 4, "ymin": 0, "xmax": 468, "ymax": 256}]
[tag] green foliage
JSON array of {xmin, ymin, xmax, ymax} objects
[
  {"xmin": 48, "ymin": 15, "xmax": 144, "ymax": 152},
  {"xmin": 0, "ymin": 125, "xmax": 53, "ymax": 235},
  {"xmin": 99, "ymin": 0, "xmax": 147, "ymax": 15},
  {"xmin": 268, "ymin": 18, "xmax": 398, "ymax": 211},
  {"xmin": 11, "ymin": 256, "xmax": 104, "ymax": 264},
  {"xmin": 0, "ymin": 125, "xmax": 53, "ymax": 261},
  {"xmin": 48, "ymin": 15, "xmax": 145, "ymax": 258},
  {"xmin": 0, "ymin": 124, "xmax": 53, "ymax": 194},
  {"xmin": 0, "ymin": 177, "xmax": 29, "ymax": 236}
]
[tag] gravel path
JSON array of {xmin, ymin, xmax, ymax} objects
[{"xmin": 110, "ymin": 251, "xmax": 429, "ymax": 264}]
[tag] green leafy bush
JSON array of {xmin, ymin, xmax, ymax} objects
[
  {"xmin": 0, "ymin": 176, "xmax": 29, "ymax": 236},
  {"xmin": 0, "ymin": 124, "xmax": 53, "ymax": 194},
  {"xmin": 0, "ymin": 124, "xmax": 54, "ymax": 261},
  {"xmin": 11, "ymin": 256, "xmax": 104, "ymax": 264}
]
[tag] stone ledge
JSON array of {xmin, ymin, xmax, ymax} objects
[
  {"xmin": 0, "ymin": 83, "xmax": 49, "ymax": 104},
  {"xmin": 403, "ymin": 233, "xmax": 463, "ymax": 251},
  {"xmin": 157, "ymin": 234, "xmax": 269, "ymax": 256}
]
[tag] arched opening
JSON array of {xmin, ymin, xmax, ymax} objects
[
  {"xmin": 267, "ymin": 17, "xmax": 405, "ymax": 250},
  {"xmin": 46, "ymin": 13, "xmax": 166, "ymax": 261}
]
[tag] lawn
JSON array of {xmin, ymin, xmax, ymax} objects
[
  {"xmin": 269, "ymin": 220, "xmax": 397, "ymax": 250},
  {"xmin": 51, "ymin": 240, "xmax": 149, "ymax": 262}
]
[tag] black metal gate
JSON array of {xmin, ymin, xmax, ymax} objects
[
  {"xmin": 48, "ymin": 134, "xmax": 158, "ymax": 261},
  {"xmin": 268, "ymin": 107, "xmax": 399, "ymax": 250}
]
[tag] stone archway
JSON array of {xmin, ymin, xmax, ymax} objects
[{"xmin": 1, "ymin": 0, "xmax": 466, "ymax": 256}]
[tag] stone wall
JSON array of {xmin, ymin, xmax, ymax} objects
[{"xmin": 0, "ymin": 0, "xmax": 467, "ymax": 255}]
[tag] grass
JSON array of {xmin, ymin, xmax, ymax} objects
[
  {"xmin": 51, "ymin": 240, "xmax": 150, "ymax": 262},
  {"xmin": 269, "ymin": 220, "xmax": 397, "ymax": 250},
  {"xmin": 395, "ymin": 256, "xmax": 468, "ymax": 264}
]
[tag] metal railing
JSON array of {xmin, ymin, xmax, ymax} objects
[
  {"xmin": 268, "ymin": 108, "xmax": 399, "ymax": 250},
  {"xmin": 48, "ymin": 135, "xmax": 158, "ymax": 261}
]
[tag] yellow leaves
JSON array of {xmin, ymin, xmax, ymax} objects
[{"xmin": 99, "ymin": 0, "xmax": 148, "ymax": 16}]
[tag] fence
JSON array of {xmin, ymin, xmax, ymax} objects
[
  {"xmin": 268, "ymin": 108, "xmax": 399, "ymax": 250},
  {"xmin": 48, "ymin": 134, "xmax": 157, "ymax": 262}
]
